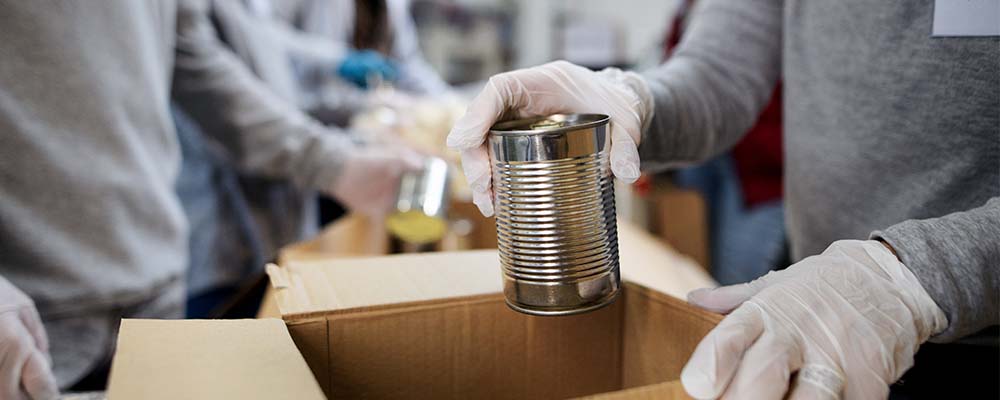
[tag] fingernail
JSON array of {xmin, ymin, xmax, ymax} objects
[
  {"xmin": 474, "ymin": 197, "xmax": 494, "ymax": 217},
  {"xmin": 681, "ymin": 367, "xmax": 717, "ymax": 400}
]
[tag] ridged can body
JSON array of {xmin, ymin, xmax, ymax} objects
[{"xmin": 488, "ymin": 114, "xmax": 620, "ymax": 316}]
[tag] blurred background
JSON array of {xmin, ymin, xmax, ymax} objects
[
  {"xmin": 187, "ymin": 0, "xmax": 782, "ymax": 320},
  {"xmin": 410, "ymin": 0, "xmax": 679, "ymax": 84}
]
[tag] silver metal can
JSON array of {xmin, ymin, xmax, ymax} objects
[
  {"xmin": 488, "ymin": 114, "xmax": 620, "ymax": 316},
  {"xmin": 386, "ymin": 156, "xmax": 451, "ymax": 244}
]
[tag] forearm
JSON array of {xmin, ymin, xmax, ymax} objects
[
  {"xmin": 172, "ymin": 0, "xmax": 350, "ymax": 191},
  {"xmin": 639, "ymin": 0, "xmax": 782, "ymax": 171},
  {"xmin": 871, "ymin": 197, "xmax": 1000, "ymax": 342},
  {"xmin": 267, "ymin": 20, "xmax": 346, "ymax": 71}
]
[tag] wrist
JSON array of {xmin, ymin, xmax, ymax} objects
[
  {"xmin": 860, "ymin": 240, "xmax": 948, "ymax": 343},
  {"xmin": 596, "ymin": 68, "xmax": 655, "ymax": 135},
  {"xmin": 875, "ymin": 238, "xmax": 900, "ymax": 261}
]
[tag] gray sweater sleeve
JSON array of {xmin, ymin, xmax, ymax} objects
[
  {"xmin": 872, "ymin": 197, "xmax": 1000, "ymax": 342},
  {"xmin": 171, "ymin": 0, "xmax": 351, "ymax": 192},
  {"xmin": 638, "ymin": 0, "xmax": 782, "ymax": 171}
]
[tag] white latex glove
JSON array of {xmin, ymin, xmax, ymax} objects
[
  {"xmin": 0, "ymin": 278, "xmax": 58, "ymax": 400},
  {"xmin": 327, "ymin": 146, "xmax": 423, "ymax": 216},
  {"xmin": 446, "ymin": 60, "xmax": 654, "ymax": 217},
  {"xmin": 681, "ymin": 240, "xmax": 947, "ymax": 399}
]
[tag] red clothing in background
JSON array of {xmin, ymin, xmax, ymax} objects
[{"xmin": 731, "ymin": 86, "xmax": 782, "ymax": 207}]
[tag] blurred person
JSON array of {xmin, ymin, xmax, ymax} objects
[
  {"xmin": 176, "ymin": 0, "xmax": 328, "ymax": 318},
  {"xmin": 272, "ymin": 0, "xmax": 451, "ymax": 96},
  {"xmin": 448, "ymin": 1, "xmax": 997, "ymax": 399},
  {"xmin": 263, "ymin": 0, "xmax": 455, "ymax": 225},
  {"xmin": 0, "ymin": 1, "xmax": 418, "ymax": 397},
  {"xmin": 665, "ymin": 0, "xmax": 786, "ymax": 285}
]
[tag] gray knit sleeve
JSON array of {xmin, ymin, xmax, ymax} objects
[
  {"xmin": 171, "ymin": 0, "xmax": 352, "ymax": 193},
  {"xmin": 871, "ymin": 197, "xmax": 1000, "ymax": 342},
  {"xmin": 638, "ymin": 0, "xmax": 782, "ymax": 171}
]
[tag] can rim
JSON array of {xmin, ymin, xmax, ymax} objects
[{"xmin": 489, "ymin": 113, "xmax": 610, "ymax": 136}]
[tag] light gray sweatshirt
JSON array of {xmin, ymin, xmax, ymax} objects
[
  {"xmin": 0, "ymin": 0, "xmax": 351, "ymax": 318},
  {"xmin": 639, "ymin": 0, "xmax": 998, "ymax": 342}
]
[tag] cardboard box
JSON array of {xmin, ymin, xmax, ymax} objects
[{"xmin": 108, "ymin": 223, "xmax": 718, "ymax": 399}]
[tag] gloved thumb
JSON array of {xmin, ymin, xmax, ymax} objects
[
  {"xmin": 687, "ymin": 284, "xmax": 757, "ymax": 314},
  {"xmin": 681, "ymin": 305, "xmax": 765, "ymax": 399},
  {"xmin": 460, "ymin": 147, "xmax": 494, "ymax": 217},
  {"xmin": 447, "ymin": 78, "xmax": 505, "ymax": 150},
  {"xmin": 608, "ymin": 125, "xmax": 640, "ymax": 182},
  {"xmin": 687, "ymin": 270, "xmax": 781, "ymax": 314},
  {"xmin": 22, "ymin": 351, "xmax": 58, "ymax": 400}
]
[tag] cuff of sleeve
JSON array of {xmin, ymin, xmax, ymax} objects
[{"xmin": 871, "ymin": 225, "xmax": 962, "ymax": 342}]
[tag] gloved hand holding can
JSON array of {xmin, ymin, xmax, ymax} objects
[{"xmin": 446, "ymin": 60, "xmax": 655, "ymax": 218}]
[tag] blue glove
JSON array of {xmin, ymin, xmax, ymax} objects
[{"xmin": 336, "ymin": 50, "xmax": 399, "ymax": 89}]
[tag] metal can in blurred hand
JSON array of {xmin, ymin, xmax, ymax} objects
[
  {"xmin": 488, "ymin": 114, "xmax": 620, "ymax": 316},
  {"xmin": 386, "ymin": 156, "xmax": 450, "ymax": 244}
]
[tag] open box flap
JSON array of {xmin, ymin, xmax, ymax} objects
[
  {"xmin": 576, "ymin": 381, "xmax": 690, "ymax": 399},
  {"xmin": 266, "ymin": 222, "xmax": 714, "ymax": 317},
  {"xmin": 266, "ymin": 249, "xmax": 503, "ymax": 316},
  {"xmin": 106, "ymin": 318, "xmax": 325, "ymax": 400},
  {"xmin": 615, "ymin": 222, "xmax": 715, "ymax": 299}
]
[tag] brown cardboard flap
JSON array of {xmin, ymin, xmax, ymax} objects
[
  {"xmin": 261, "ymin": 221, "xmax": 718, "ymax": 400},
  {"xmin": 106, "ymin": 319, "xmax": 325, "ymax": 400},
  {"xmin": 267, "ymin": 250, "xmax": 502, "ymax": 316},
  {"xmin": 616, "ymin": 222, "xmax": 715, "ymax": 299},
  {"xmin": 576, "ymin": 381, "xmax": 691, "ymax": 399}
]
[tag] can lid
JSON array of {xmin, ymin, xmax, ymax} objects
[{"xmin": 489, "ymin": 114, "xmax": 610, "ymax": 136}]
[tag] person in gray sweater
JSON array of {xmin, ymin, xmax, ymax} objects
[
  {"xmin": 448, "ymin": 1, "xmax": 997, "ymax": 399},
  {"xmin": 0, "ymin": 0, "xmax": 418, "ymax": 398}
]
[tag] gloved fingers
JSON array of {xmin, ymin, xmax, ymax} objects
[
  {"xmin": 0, "ymin": 316, "xmax": 34, "ymax": 400},
  {"xmin": 837, "ymin": 356, "xmax": 892, "ymax": 400},
  {"xmin": 786, "ymin": 364, "xmax": 845, "ymax": 400},
  {"xmin": 448, "ymin": 62, "xmax": 589, "ymax": 151},
  {"xmin": 682, "ymin": 304, "xmax": 766, "ymax": 400},
  {"xmin": 20, "ymin": 350, "xmax": 57, "ymax": 400},
  {"xmin": 687, "ymin": 284, "xmax": 757, "ymax": 314},
  {"xmin": 16, "ymin": 307, "xmax": 48, "ymax": 354},
  {"xmin": 459, "ymin": 148, "xmax": 491, "ymax": 195},
  {"xmin": 471, "ymin": 184, "xmax": 494, "ymax": 218},
  {"xmin": 608, "ymin": 125, "xmax": 640, "ymax": 183},
  {"xmin": 446, "ymin": 77, "xmax": 507, "ymax": 150},
  {"xmin": 460, "ymin": 148, "xmax": 494, "ymax": 217},
  {"xmin": 719, "ymin": 332, "xmax": 802, "ymax": 400},
  {"xmin": 687, "ymin": 269, "xmax": 784, "ymax": 314}
]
